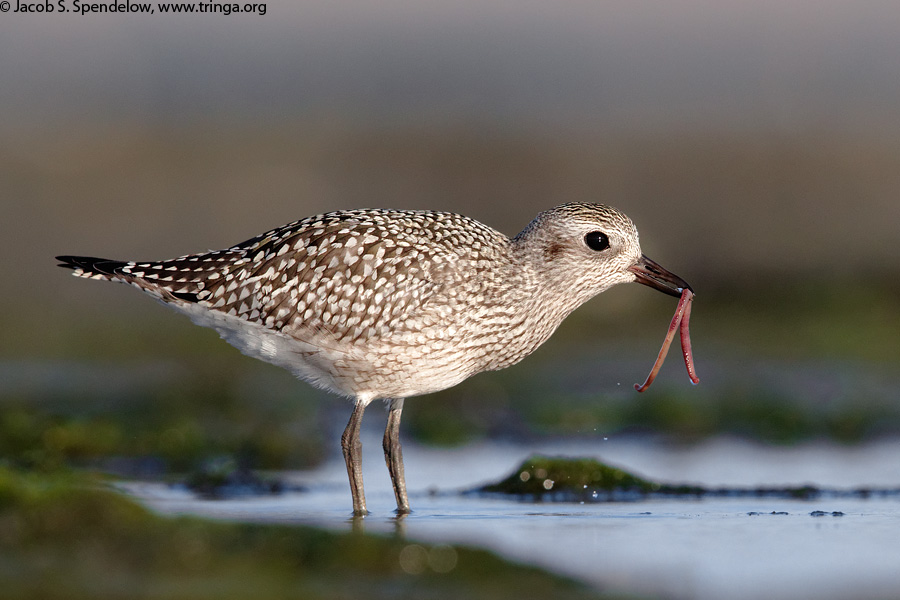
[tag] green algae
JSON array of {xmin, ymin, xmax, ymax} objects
[{"xmin": 478, "ymin": 454, "xmax": 663, "ymax": 497}]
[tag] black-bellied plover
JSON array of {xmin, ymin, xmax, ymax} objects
[{"xmin": 58, "ymin": 203, "xmax": 695, "ymax": 515}]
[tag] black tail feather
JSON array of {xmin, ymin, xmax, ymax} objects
[{"xmin": 56, "ymin": 255, "xmax": 127, "ymax": 276}]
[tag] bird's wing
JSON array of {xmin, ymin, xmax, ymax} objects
[
  {"xmin": 119, "ymin": 211, "xmax": 485, "ymax": 343},
  {"xmin": 61, "ymin": 210, "xmax": 505, "ymax": 352}
]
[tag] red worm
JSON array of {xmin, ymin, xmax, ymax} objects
[
  {"xmin": 679, "ymin": 291, "xmax": 700, "ymax": 385},
  {"xmin": 634, "ymin": 288, "xmax": 699, "ymax": 392}
]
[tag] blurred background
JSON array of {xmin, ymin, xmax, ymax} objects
[{"xmin": 1, "ymin": 0, "xmax": 899, "ymax": 475}]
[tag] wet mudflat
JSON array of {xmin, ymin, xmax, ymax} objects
[{"xmin": 125, "ymin": 435, "xmax": 900, "ymax": 600}]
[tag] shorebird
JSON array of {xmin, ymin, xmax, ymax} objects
[{"xmin": 58, "ymin": 203, "xmax": 694, "ymax": 515}]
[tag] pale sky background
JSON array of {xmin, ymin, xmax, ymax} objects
[
  {"xmin": 2, "ymin": 0, "xmax": 900, "ymax": 316},
  {"xmin": 2, "ymin": 0, "xmax": 900, "ymax": 133}
]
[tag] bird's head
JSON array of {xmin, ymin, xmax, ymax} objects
[{"xmin": 515, "ymin": 203, "xmax": 691, "ymax": 299}]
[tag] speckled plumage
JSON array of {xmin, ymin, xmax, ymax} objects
[{"xmin": 58, "ymin": 202, "xmax": 691, "ymax": 515}]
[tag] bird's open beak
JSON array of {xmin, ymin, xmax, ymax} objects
[{"xmin": 628, "ymin": 254, "xmax": 693, "ymax": 298}]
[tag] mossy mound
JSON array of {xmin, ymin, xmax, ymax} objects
[
  {"xmin": 476, "ymin": 454, "xmax": 670, "ymax": 500},
  {"xmin": 472, "ymin": 455, "xmax": 899, "ymax": 502}
]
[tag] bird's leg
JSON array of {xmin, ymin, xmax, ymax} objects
[
  {"xmin": 383, "ymin": 398, "xmax": 411, "ymax": 514},
  {"xmin": 341, "ymin": 399, "xmax": 368, "ymax": 516}
]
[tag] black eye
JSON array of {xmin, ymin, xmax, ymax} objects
[{"xmin": 584, "ymin": 231, "xmax": 610, "ymax": 252}]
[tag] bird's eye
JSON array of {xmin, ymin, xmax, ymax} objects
[{"xmin": 584, "ymin": 231, "xmax": 610, "ymax": 252}]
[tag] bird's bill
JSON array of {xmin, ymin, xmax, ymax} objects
[{"xmin": 628, "ymin": 254, "xmax": 693, "ymax": 298}]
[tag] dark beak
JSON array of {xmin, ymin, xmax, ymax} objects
[{"xmin": 628, "ymin": 254, "xmax": 693, "ymax": 298}]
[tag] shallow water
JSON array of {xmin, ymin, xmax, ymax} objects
[{"xmin": 125, "ymin": 435, "xmax": 900, "ymax": 600}]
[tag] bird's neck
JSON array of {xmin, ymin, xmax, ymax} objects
[{"xmin": 475, "ymin": 243, "xmax": 599, "ymax": 371}]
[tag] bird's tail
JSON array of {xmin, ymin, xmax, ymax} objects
[
  {"xmin": 56, "ymin": 255, "xmax": 128, "ymax": 281},
  {"xmin": 56, "ymin": 254, "xmax": 210, "ymax": 304}
]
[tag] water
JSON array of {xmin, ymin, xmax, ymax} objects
[{"xmin": 124, "ymin": 435, "xmax": 900, "ymax": 600}]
